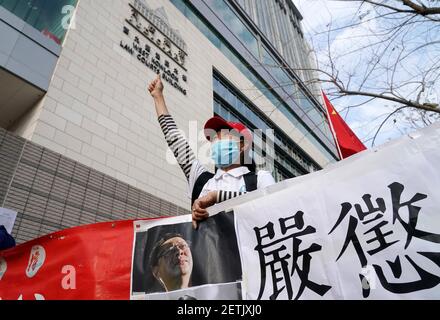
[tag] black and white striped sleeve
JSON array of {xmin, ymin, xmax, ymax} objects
[
  {"xmin": 158, "ymin": 114, "xmax": 195, "ymax": 181},
  {"xmin": 216, "ymin": 191, "xmax": 246, "ymax": 203}
]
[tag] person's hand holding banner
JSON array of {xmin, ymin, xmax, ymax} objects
[{"xmin": 192, "ymin": 191, "xmax": 217, "ymax": 229}]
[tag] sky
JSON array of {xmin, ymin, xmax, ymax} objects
[{"xmin": 293, "ymin": 0, "xmax": 439, "ymax": 148}]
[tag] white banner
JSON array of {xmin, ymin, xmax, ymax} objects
[{"xmin": 212, "ymin": 122, "xmax": 440, "ymax": 300}]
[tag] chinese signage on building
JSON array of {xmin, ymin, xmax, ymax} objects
[{"xmin": 120, "ymin": 0, "xmax": 188, "ymax": 95}]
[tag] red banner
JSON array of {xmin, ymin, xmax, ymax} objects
[{"xmin": 0, "ymin": 218, "xmax": 165, "ymax": 300}]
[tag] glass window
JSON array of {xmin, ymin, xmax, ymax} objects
[
  {"xmin": 205, "ymin": 0, "xmax": 260, "ymax": 57},
  {"xmin": 261, "ymin": 47, "xmax": 289, "ymax": 84},
  {"xmin": 0, "ymin": 0, "xmax": 78, "ymax": 45}
]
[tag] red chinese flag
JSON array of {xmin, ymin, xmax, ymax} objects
[{"xmin": 322, "ymin": 91, "xmax": 366, "ymax": 159}]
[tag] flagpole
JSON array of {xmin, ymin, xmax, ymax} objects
[{"xmin": 322, "ymin": 91, "xmax": 343, "ymax": 160}]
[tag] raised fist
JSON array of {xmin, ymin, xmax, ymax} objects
[{"xmin": 148, "ymin": 74, "xmax": 164, "ymax": 99}]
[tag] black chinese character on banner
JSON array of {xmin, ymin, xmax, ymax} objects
[
  {"xmin": 254, "ymin": 211, "xmax": 331, "ymax": 300},
  {"xmin": 329, "ymin": 182, "xmax": 440, "ymax": 297}
]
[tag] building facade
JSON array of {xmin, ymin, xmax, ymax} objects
[
  {"xmin": 236, "ymin": 0, "xmax": 323, "ymax": 98},
  {"xmin": 0, "ymin": 0, "xmax": 339, "ymax": 244}
]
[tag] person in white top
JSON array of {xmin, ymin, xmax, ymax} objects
[{"xmin": 148, "ymin": 75, "xmax": 276, "ymax": 229}]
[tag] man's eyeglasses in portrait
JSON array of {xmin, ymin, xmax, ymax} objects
[{"xmin": 156, "ymin": 240, "xmax": 191, "ymax": 260}]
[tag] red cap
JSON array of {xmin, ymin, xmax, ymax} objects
[{"xmin": 204, "ymin": 116, "xmax": 253, "ymax": 144}]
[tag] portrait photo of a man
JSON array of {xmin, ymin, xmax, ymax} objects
[{"xmin": 131, "ymin": 211, "xmax": 243, "ymax": 299}]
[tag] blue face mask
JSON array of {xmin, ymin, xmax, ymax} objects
[{"xmin": 211, "ymin": 140, "xmax": 240, "ymax": 168}]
